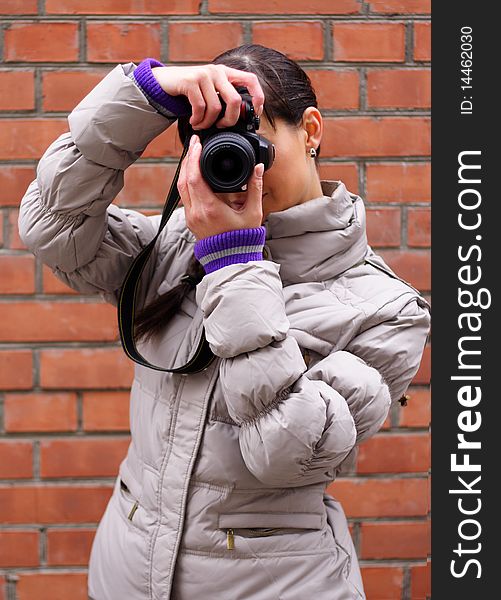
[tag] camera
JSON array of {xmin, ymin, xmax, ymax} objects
[{"xmin": 188, "ymin": 87, "xmax": 275, "ymax": 193}]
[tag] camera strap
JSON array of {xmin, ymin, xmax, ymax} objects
[{"xmin": 117, "ymin": 134, "xmax": 217, "ymax": 374}]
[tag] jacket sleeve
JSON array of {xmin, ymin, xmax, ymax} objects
[
  {"xmin": 196, "ymin": 261, "xmax": 431, "ymax": 487},
  {"xmin": 18, "ymin": 62, "xmax": 179, "ymax": 306}
]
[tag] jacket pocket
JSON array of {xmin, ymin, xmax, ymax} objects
[
  {"xmin": 119, "ymin": 477, "xmax": 140, "ymax": 521},
  {"xmin": 217, "ymin": 511, "xmax": 323, "ymax": 550}
]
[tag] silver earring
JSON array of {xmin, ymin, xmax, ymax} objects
[{"xmin": 308, "ymin": 147, "xmax": 317, "ymax": 158}]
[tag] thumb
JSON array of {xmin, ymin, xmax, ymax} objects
[
  {"xmin": 249, "ymin": 162, "xmax": 264, "ymax": 200},
  {"xmin": 254, "ymin": 162, "xmax": 265, "ymax": 178}
]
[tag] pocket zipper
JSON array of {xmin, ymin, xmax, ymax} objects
[
  {"xmin": 128, "ymin": 501, "xmax": 139, "ymax": 521},
  {"xmin": 224, "ymin": 527, "xmax": 314, "ymax": 550},
  {"xmin": 121, "ymin": 479, "xmax": 140, "ymax": 521}
]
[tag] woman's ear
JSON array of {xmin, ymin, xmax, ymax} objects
[{"xmin": 302, "ymin": 107, "xmax": 322, "ymax": 152}]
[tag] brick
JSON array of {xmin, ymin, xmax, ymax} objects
[
  {"xmin": 46, "ymin": 528, "xmax": 96, "ymax": 566},
  {"xmin": 169, "ymin": 21, "xmax": 244, "ymax": 62},
  {"xmin": 412, "ymin": 344, "xmax": 430, "ymax": 385},
  {"xmin": 0, "ymin": 350, "xmax": 33, "ymax": 390},
  {"xmin": 0, "ymin": 441, "xmax": 33, "ymax": 479},
  {"xmin": 142, "ymin": 124, "xmax": 180, "ymax": 159},
  {"xmin": 307, "ymin": 69, "xmax": 359, "ymax": 110},
  {"xmin": 82, "ymin": 391, "xmax": 130, "ymax": 431},
  {"xmin": 366, "ymin": 207, "xmax": 401, "ymax": 247},
  {"xmin": 46, "ymin": 0, "xmax": 200, "ymax": 14},
  {"xmin": 357, "ymin": 433, "xmax": 430, "ymax": 473},
  {"xmin": 378, "ymin": 249, "xmax": 430, "ymax": 291},
  {"xmin": 4, "ymin": 392, "xmax": 78, "ymax": 433},
  {"xmin": 0, "ymin": 531, "xmax": 39, "ymax": 567},
  {"xmin": 87, "ymin": 21, "xmax": 161, "ymax": 63},
  {"xmin": 333, "ymin": 23, "xmax": 405, "ymax": 62},
  {"xmin": 0, "ymin": 71, "xmax": 35, "ymax": 110},
  {"xmin": 139, "ymin": 207, "xmax": 164, "ymax": 218},
  {"xmin": 0, "ymin": 487, "xmax": 37, "ymax": 523},
  {"xmin": 367, "ymin": 69, "xmax": 431, "ymax": 108},
  {"xmin": 398, "ymin": 387, "xmax": 430, "ymax": 428},
  {"xmin": 408, "ymin": 207, "xmax": 430, "ymax": 247},
  {"xmin": 0, "ymin": 255, "xmax": 35, "ymax": 293},
  {"xmin": 7, "ymin": 209, "xmax": 26, "ymax": 250},
  {"xmin": 0, "ymin": 575, "xmax": 4, "ymax": 600},
  {"xmin": 40, "ymin": 437, "xmax": 130, "ymax": 478},
  {"xmin": 324, "ymin": 118, "xmax": 430, "ymax": 157},
  {"xmin": 42, "ymin": 265, "xmax": 80, "ymax": 295},
  {"xmin": 327, "ymin": 478, "xmax": 428, "ymax": 517},
  {"xmin": 0, "ymin": 119, "xmax": 67, "ymax": 160},
  {"xmin": 40, "ymin": 348, "xmax": 134, "ymax": 389},
  {"xmin": 117, "ymin": 164, "xmax": 175, "ymax": 207},
  {"xmin": 361, "ymin": 520, "xmax": 430, "ymax": 559},
  {"xmin": 0, "ymin": 166, "xmax": 36, "ymax": 207},
  {"xmin": 0, "ymin": 0, "xmax": 37, "ymax": 13},
  {"xmin": 369, "ymin": 0, "xmax": 431, "ymax": 12},
  {"xmin": 361, "ymin": 566, "xmax": 404, "ymax": 599},
  {"xmin": 410, "ymin": 562, "xmax": 431, "ymax": 599},
  {"xmin": 366, "ymin": 162, "xmax": 431, "ymax": 203},
  {"xmin": 4, "ymin": 22, "xmax": 79, "ymax": 63},
  {"xmin": 16, "ymin": 572, "xmax": 88, "ymax": 600},
  {"xmin": 253, "ymin": 22, "xmax": 324, "ymax": 61},
  {"xmin": 414, "ymin": 22, "xmax": 431, "ymax": 61},
  {"xmin": 381, "ymin": 414, "xmax": 391, "ymax": 430},
  {"xmin": 209, "ymin": 0, "xmax": 361, "ymax": 13},
  {"xmin": 0, "ymin": 485, "xmax": 113, "ymax": 524},
  {"xmin": 318, "ymin": 163, "xmax": 359, "ymax": 193},
  {"xmin": 42, "ymin": 70, "xmax": 107, "ymax": 112},
  {"xmin": 0, "ymin": 301, "xmax": 118, "ymax": 342}
]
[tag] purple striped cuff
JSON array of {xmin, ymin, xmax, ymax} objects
[
  {"xmin": 194, "ymin": 227, "xmax": 266, "ymax": 274},
  {"xmin": 132, "ymin": 58, "xmax": 191, "ymax": 117}
]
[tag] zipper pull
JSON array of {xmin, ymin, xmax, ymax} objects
[
  {"xmin": 128, "ymin": 500, "xmax": 139, "ymax": 521},
  {"xmin": 227, "ymin": 528, "xmax": 235, "ymax": 550}
]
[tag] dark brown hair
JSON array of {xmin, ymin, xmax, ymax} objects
[{"xmin": 134, "ymin": 43, "xmax": 321, "ymax": 343}]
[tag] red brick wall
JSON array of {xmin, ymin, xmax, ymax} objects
[{"xmin": 0, "ymin": 2, "xmax": 431, "ymax": 599}]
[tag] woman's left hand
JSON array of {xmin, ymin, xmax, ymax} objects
[{"xmin": 177, "ymin": 134, "xmax": 264, "ymax": 240}]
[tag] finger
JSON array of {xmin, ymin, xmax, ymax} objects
[
  {"xmin": 213, "ymin": 78, "xmax": 243, "ymax": 128},
  {"xmin": 177, "ymin": 140, "xmax": 192, "ymax": 211},
  {"xmin": 186, "ymin": 86, "xmax": 206, "ymax": 129},
  {"xmin": 186, "ymin": 135, "xmax": 214, "ymax": 209},
  {"xmin": 192, "ymin": 75, "xmax": 222, "ymax": 131},
  {"xmin": 219, "ymin": 65, "xmax": 265, "ymax": 116},
  {"xmin": 243, "ymin": 163, "xmax": 265, "ymax": 218},
  {"xmin": 240, "ymin": 163, "xmax": 264, "ymax": 222}
]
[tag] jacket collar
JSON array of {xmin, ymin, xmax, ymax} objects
[{"xmin": 262, "ymin": 180, "xmax": 368, "ymax": 285}]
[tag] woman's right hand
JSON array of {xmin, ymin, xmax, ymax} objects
[{"xmin": 151, "ymin": 64, "xmax": 265, "ymax": 131}]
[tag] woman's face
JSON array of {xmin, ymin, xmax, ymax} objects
[{"xmin": 215, "ymin": 107, "xmax": 323, "ymax": 223}]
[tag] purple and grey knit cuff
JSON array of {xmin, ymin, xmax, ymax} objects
[
  {"xmin": 194, "ymin": 227, "xmax": 266, "ymax": 274},
  {"xmin": 131, "ymin": 58, "xmax": 192, "ymax": 118}
]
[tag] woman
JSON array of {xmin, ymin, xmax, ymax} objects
[{"xmin": 18, "ymin": 44, "xmax": 431, "ymax": 600}]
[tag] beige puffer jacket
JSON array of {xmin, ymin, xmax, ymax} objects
[{"xmin": 18, "ymin": 62, "xmax": 431, "ymax": 600}]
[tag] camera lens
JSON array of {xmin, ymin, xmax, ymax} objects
[
  {"xmin": 212, "ymin": 150, "xmax": 243, "ymax": 181},
  {"xmin": 200, "ymin": 132, "xmax": 255, "ymax": 192}
]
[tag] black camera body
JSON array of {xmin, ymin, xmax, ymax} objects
[{"xmin": 192, "ymin": 88, "xmax": 275, "ymax": 193}]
